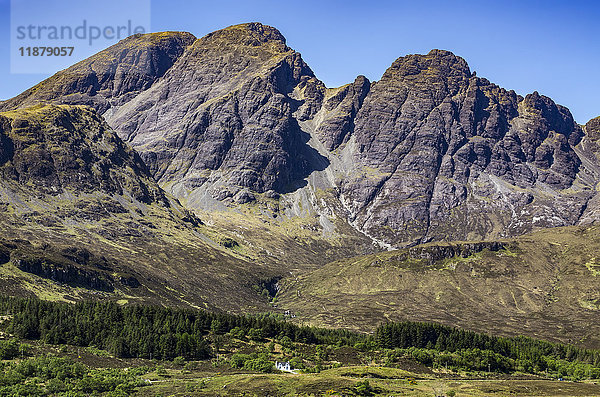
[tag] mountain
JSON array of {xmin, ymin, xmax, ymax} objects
[
  {"xmin": 339, "ymin": 53, "xmax": 589, "ymax": 245},
  {"xmin": 0, "ymin": 104, "xmax": 275, "ymax": 312},
  {"xmin": 2, "ymin": 23, "xmax": 598, "ymax": 251},
  {"xmin": 2, "ymin": 23, "xmax": 600, "ymax": 347}
]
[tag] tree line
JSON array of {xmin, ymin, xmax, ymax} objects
[
  {"xmin": 1, "ymin": 294, "xmax": 600, "ymax": 378},
  {"xmin": 0, "ymin": 296, "xmax": 362, "ymax": 360},
  {"xmin": 376, "ymin": 321, "xmax": 600, "ymax": 375}
]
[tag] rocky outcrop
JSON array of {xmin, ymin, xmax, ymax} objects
[
  {"xmin": 365, "ymin": 241, "xmax": 508, "ymax": 266},
  {"xmin": 14, "ymin": 256, "xmax": 115, "ymax": 291},
  {"xmin": 313, "ymin": 76, "xmax": 371, "ymax": 151},
  {"xmin": 1, "ymin": 240, "xmax": 144, "ymax": 292},
  {"xmin": 0, "ymin": 245, "xmax": 10, "ymax": 264},
  {"xmin": 407, "ymin": 241, "xmax": 507, "ymax": 263}
]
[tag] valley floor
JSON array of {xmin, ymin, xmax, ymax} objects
[
  {"xmin": 137, "ymin": 367, "xmax": 600, "ymax": 396},
  {"xmin": 7, "ymin": 341, "xmax": 600, "ymax": 397}
]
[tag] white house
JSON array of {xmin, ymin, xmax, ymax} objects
[{"xmin": 275, "ymin": 361, "xmax": 296, "ymax": 373}]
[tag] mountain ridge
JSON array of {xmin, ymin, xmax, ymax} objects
[
  {"xmin": 1, "ymin": 23, "xmax": 600, "ymax": 348},
  {"xmin": 3, "ymin": 23, "xmax": 596, "ymax": 249},
  {"xmin": 0, "ymin": 31, "xmax": 196, "ymax": 114}
]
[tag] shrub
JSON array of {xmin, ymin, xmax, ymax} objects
[
  {"xmin": 0, "ymin": 339, "xmax": 19, "ymax": 359},
  {"xmin": 247, "ymin": 328, "xmax": 264, "ymax": 341},
  {"xmin": 183, "ymin": 361, "xmax": 198, "ymax": 371},
  {"xmin": 279, "ymin": 336, "xmax": 294, "ymax": 349},
  {"xmin": 353, "ymin": 342, "xmax": 366, "ymax": 351},
  {"xmin": 354, "ymin": 380, "xmax": 374, "ymax": 396},
  {"xmin": 230, "ymin": 353, "xmax": 251, "ymax": 369},
  {"xmin": 172, "ymin": 356, "xmax": 185, "ymax": 366},
  {"xmin": 243, "ymin": 357, "xmax": 273, "ymax": 373},
  {"xmin": 228, "ymin": 327, "xmax": 246, "ymax": 340},
  {"xmin": 289, "ymin": 357, "xmax": 304, "ymax": 369}
]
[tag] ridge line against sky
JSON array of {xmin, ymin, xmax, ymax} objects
[{"xmin": 0, "ymin": 0, "xmax": 598, "ymax": 123}]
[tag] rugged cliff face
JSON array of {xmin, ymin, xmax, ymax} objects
[
  {"xmin": 2, "ymin": 23, "xmax": 598, "ymax": 250},
  {"xmin": 333, "ymin": 50, "xmax": 589, "ymax": 245}
]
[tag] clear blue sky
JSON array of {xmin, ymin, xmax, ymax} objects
[{"xmin": 1, "ymin": 0, "xmax": 599, "ymax": 123}]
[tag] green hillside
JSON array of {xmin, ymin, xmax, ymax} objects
[{"xmin": 277, "ymin": 225, "xmax": 600, "ymax": 348}]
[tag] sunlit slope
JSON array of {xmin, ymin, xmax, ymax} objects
[{"xmin": 278, "ymin": 225, "xmax": 600, "ymax": 348}]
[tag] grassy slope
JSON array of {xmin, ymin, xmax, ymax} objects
[
  {"xmin": 191, "ymin": 190, "xmax": 378, "ymax": 271},
  {"xmin": 0, "ymin": 205, "xmax": 275, "ymax": 312},
  {"xmin": 277, "ymin": 225, "xmax": 600, "ymax": 349}
]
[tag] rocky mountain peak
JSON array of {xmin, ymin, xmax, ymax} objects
[
  {"xmin": 201, "ymin": 22, "xmax": 288, "ymax": 48},
  {"xmin": 384, "ymin": 49, "xmax": 471, "ymax": 84},
  {"xmin": 338, "ymin": 46, "xmax": 590, "ymax": 246},
  {"xmin": 3, "ymin": 24, "xmax": 600, "ymax": 350},
  {"xmin": 99, "ymin": 24, "xmax": 319, "ymax": 196},
  {"xmin": 520, "ymin": 91, "xmax": 580, "ymax": 141},
  {"xmin": 176, "ymin": 22, "xmax": 313, "ymax": 97}
]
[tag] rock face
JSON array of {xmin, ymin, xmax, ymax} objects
[
  {"xmin": 14, "ymin": 255, "xmax": 115, "ymax": 292},
  {"xmin": 104, "ymin": 23, "xmax": 327, "ymax": 197},
  {"xmin": 337, "ymin": 50, "xmax": 588, "ymax": 245},
  {"xmin": 406, "ymin": 241, "xmax": 507, "ymax": 264},
  {"xmin": 289, "ymin": 49, "xmax": 594, "ymax": 246},
  {"xmin": 3, "ymin": 23, "xmax": 600, "ymax": 248}
]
